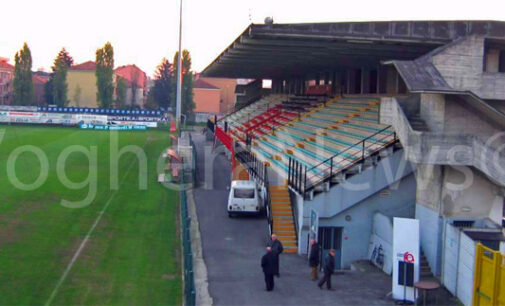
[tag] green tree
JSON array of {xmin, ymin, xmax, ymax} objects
[
  {"xmin": 149, "ymin": 58, "xmax": 173, "ymax": 110},
  {"xmin": 50, "ymin": 48, "xmax": 73, "ymax": 107},
  {"xmin": 115, "ymin": 78, "xmax": 127, "ymax": 108},
  {"xmin": 173, "ymin": 49, "xmax": 194, "ymax": 118},
  {"xmin": 73, "ymin": 84, "xmax": 82, "ymax": 107},
  {"xmin": 12, "ymin": 43, "xmax": 34, "ymax": 105},
  {"xmin": 95, "ymin": 42, "xmax": 114, "ymax": 108},
  {"xmin": 44, "ymin": 78, "xmax": 54, "ymax": 105}
]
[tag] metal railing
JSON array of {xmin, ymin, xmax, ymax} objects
[
  {"xmin": 180, "ymin": 169, "xmax": 196, "ymax": 306},
  {"xmin": 234, "ymin": 143, "xmax": 268, "ymax": 185},
  {"xmin": 288, "ymin": 125, "xmax": 398, "ymax": 197}
]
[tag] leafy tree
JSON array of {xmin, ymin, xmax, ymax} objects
[
  {"xmin": 73, "ymin": 84, "xmax": 82, "ymax": 107},
  {"xmin": 44, "ymin": 78, "xmax": 54, "ymax": 105},
  {"xmin": 130, "ymin": 67, "xmax": 140, "ymax": 106},
  {"xmin": 95, "ymin": 42, "xmax": 114, "ymax": 108},
  {"xmin": 149, "ymin": 58, "xmax": 173, "ymax": 110},
  {"xmin": 173, "ymin": 49, "xmax": 194, "ymax": 118},
  {"xmin": 50, "ymin": 48, "xmax": 73, "ymax": 106},
  {"xmin": 115, "ymin": 78, "xmax": 127, "ymax": 108},
  {"xmin": 12, "ymin": 43, "xmax": 34, "ymax": 105}
]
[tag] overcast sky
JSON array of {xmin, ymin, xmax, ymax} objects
[{"xmin": 0, "ymin": 0, "xmax": 503, "ymax": 77}]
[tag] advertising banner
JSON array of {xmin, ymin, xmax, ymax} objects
[{"xmin": 79, "ymin": 124, "xmax": 147, "ymax": 131}]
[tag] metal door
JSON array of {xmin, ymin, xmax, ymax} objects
[{"xmin": 318, "ymin": 227, "xmax": 342, "ymax": 270}]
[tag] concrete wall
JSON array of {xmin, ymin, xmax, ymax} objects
[
  {"xmin": 317, "ymin": 173, "xmax": 416, "ymax": 269},
  {"xmin": 420, "ymin": 93, "xmax": 445, "ymax": 132},
  {"xmin": 431, "ymin": 35, "xmax": 505, "ymax": 100},
  {"xmin": 381, "ymin": 96, "xmax": 505, "ymax": 186},
  {"xmin": 303, "ymin": 149, "xmax": 414, "ymax": 219},
  {"xmin": 442, "ymin": 166, "xmax": 504, "ymax": 221}
]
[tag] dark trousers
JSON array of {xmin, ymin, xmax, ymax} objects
[
  {"xmin": 264, "ymin": 273, "xmax": 275, "ymax": 291},
  {"xmin": 318, "ymin": 271, "xmax": 332, "ymax": 289}
]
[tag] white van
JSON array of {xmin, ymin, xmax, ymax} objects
[{"xmin": 227, "ymin": 180, "xmax": 261, "ymax": 217}]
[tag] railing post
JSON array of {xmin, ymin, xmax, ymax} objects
[
  {"xmin": 362, "ymin": 139, "xmax": 365, "ymax": 160},
  {"xmin": 330, "ymin": 158, "xmax": 333, "ymax": 177},
  {"xmin": 298, "ymin": 161, "xmax": 302, "ymax": 193},
  {"xmin": 303, "ymin": 166, "xmax": 307, "ymax": 194},
  {"xmin": 288, "ymin": 157, "xmax": 291, "ymax": 185}
]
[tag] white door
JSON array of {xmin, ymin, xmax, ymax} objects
[
  {"xmin": 443, "ymin": 223, "xmax": 459, "ymax": 295},
  {"xmin": 456, "ymin": 232, "xmax": 476, "ymax": 306}
]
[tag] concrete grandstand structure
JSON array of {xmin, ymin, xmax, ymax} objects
[{"xmin": 204, "ymin": 21, "xmax": 505, "ymax": 305}]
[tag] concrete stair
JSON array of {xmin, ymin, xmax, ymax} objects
[
  {"xmin": 409, "ymin": 114, "xmax": 430, "ymax": 132},
  {"xmin": 270, "ymin": 185, "xmax": 297, "ymax": 253},
  {"xmin": 420, "ymin": 250, "xmax": 434, "ymax": 279}
]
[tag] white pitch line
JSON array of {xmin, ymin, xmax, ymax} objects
[
  {"xmin": 44, "ymin": 193, "xmax": 115, "ymax": 306},
  {"xmin": 45, "ymin": 138, "xmax": 149, "ymax": 306}
]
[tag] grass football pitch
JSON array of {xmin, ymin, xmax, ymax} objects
[{"xmin": 0, "ymin": 126, "xmax": 181, "ymax": 305}]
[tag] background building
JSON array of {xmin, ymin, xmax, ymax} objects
[
  {"xmin": 67, "ymin": 61, "xmax": 98, "ymax": 108},
  {"xmin": 192, "ymin": 75, "xmax": 236, "ymax": 121},
  {"xmin": 115, "ymin": 65, "xmax": 147, "ymax": 108},
  {"xmin": 0, "ymin": 57, "xmax": 14, "ymax": 105}
]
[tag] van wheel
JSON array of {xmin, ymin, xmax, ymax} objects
[{"xmin": 228, "ymin": 213, "xmax": 233, "ymax": 218}]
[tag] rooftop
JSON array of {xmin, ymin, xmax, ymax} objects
[
  {"xmin": 70, "ymin": 61, "xmax": 96, "ymax": 71},
  {"xmin": 202, "ymin": 20, "xmax": 505, "ymax": 79}
]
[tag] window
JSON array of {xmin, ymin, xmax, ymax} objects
[
  {"xmin": 484, "ymin": 39, "xmax": 505, "ymax": 73},
  {"xmin": 233, "ymin": 188, "xmax": 255, "ymax": 199}
]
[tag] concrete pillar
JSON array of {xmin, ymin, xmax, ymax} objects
[
  {"xmin": 324, "ymin": 72, "xmax": 330, "ymax": 86},
  {"xmin": 361, "ymin": 68, "xmax": 371, "ymax": 94}
]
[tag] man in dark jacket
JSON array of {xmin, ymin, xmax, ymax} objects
[
  {"xmin": 267, "ymin": 234, "xmax": 283, "ymax": 277},
  {"xmin": 308, "ymin": 239, "xmax": 320, "ymax": 280},
  {"xmin": 318, "ymin": 249, "xmax": 336, "ymax": 290},
  {"xmin": 261, "ymin": 247, "xmax": 276, "ymax": 291}
]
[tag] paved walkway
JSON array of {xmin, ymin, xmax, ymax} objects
[{"xmin": 192, "ymin": 130, "xmax": 392, "ymax": 305}]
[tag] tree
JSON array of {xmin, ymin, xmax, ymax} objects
[
  {"xmin": 95, "ymin": 42, "xmax": 114, "ymax": 108},
  {"xmin": 173, "ymin": 49, "xmax": 195, "ymax": 118},
  {"xmin": 130, "ymin": 67, "xmax": 140, "ymax": 106},
  {"xmin": 50, "ymin": 48, "xmax": 73, "ymax": 107},
  {"xmin": 115, "ymin": 78, "xmax": 127, "ymax": 108},
  {"xmin": 44, "ymin": 78, "xmax": 54, "ymax": 105},
  {"xmin": 73, "ymin": 84, "xmax": 82, "ymax": 107},
  {"xmin": 149, "ymin": 58, "xmax": 173, "ymax": 110},
  {"xmin": 12, "ymin": 43, "xmax": 34, "ymax": 105}
]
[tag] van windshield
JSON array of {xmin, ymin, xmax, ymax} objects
[{"xmin": 233, "ymin": 188, "xmax": 255, "ymax": 199}]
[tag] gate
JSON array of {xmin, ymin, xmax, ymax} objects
[{"xmin": 473, "ymin": 243, "xmax": 505, "ymax": 305}]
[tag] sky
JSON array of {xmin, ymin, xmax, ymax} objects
[{"xmin": 1, "ymin": 0, "xmax": 504, "ymax": 77}]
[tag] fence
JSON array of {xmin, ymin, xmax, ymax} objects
[
  {"xmin": 473, "ymin": 243, "xmax": 505, "ymax": 305},
  {"xmin": 180, "ymin": 169, "xmax": 196, "ymax": 306}
]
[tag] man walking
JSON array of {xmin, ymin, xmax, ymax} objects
[
  {"xmin": 309, "ymin": 239, "xmax": 320, "ymax": 281},
  {"xmin": 318, "ymin": 249, "xmax": 336, "ymax": 290},
  {"xmin": 261, "ymin": 247, "xmax": 276, "ymax": 291},
  {"xmin": 268, "ymin": 233, "xmax": 283, "ymax": 277}
]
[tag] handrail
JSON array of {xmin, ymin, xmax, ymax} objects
[
  {"xmin": 304, "ymin": 128, "xmax": 396, "ymax": 187},
  {"xmin": 288, "ymin": 124, "xmax": 399, "ymax": 196},
  {"xmin": 305, "ymin": 125, "xmax": 394, "ymax": 175}
]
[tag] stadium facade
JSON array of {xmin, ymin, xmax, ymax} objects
[{"xmin": 204, "ymin": 21, "xmax": 505, "ymax": 305}]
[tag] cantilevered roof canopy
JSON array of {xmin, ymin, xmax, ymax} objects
[{"xmin": 202, "ymin": 21, "xmax": 505, "ymax": 79}]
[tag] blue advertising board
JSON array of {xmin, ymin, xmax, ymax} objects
[
  {"xmin": 79, "ymin": 124, "xmax": 147, "ymax": 131},
  {"xmin": 40, "ymin": 107, "xmax": 162, "ymax": 116}
]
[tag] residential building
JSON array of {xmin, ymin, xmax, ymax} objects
[
  {"xmin": 0, "ymin": 57, "xmax": 14, "ymax": 105},
  {"xmin": 115, "ymin": 65, "xmax": 147, "ymax": 108},
  {"xmin": 67, "ymin": 61, "xmax": 98, "ymax": 108},
  {"xmin": 193, "ymin": 78, "xmax": 221, "ymax": 122},
  {"xmin": 32, "ymin": 74, "xmax": 49, "ymax": 106}
]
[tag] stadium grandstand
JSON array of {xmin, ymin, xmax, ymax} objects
[{"xmin": 204, "ymin": 20, "xmax": 505, "ymax": 305}]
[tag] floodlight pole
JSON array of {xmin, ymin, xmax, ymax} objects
[{"xmin": 175, "ymin": 0, "xmax": 183, "ymax": 128}]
